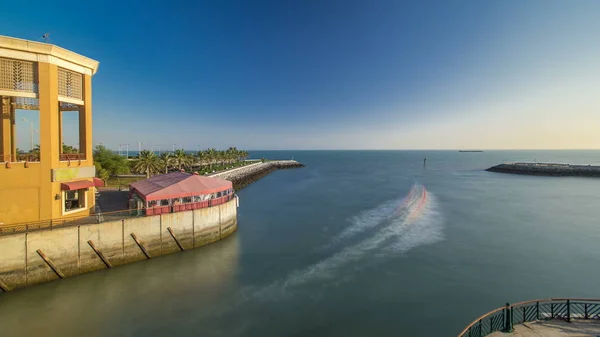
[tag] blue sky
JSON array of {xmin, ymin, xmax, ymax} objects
[{"xmin": 2, "ymin": 0, "xmax": 599, "ymax": 150}]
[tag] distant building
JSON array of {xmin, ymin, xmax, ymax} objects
[{"xmin": 0, "ymin": 35, "xmax": 101, "ymax": 226}]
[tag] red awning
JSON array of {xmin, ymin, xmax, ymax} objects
[
  {"xmin": 61, "ymin": 180, "xmax": 95, "ymax": 191},
  {"xmin": 93, "ymin": 177, "xmax": 104, "ymax": 187}
]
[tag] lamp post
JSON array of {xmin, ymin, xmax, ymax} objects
[
  {"xmin": 22, "ymin": 118, "xmax": 34, "ymax": 152},
  {"xmin": 137, "ymin": 141, "xmax": 144, "ymax": 157},
  {"xmin": 172, "ymin": 144, "xmax": 176, "ymax": 153}
]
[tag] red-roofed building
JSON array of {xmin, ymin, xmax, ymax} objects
[{"xmin": 129, "ymin": 172, "xmax": 234, "ymax": 215}]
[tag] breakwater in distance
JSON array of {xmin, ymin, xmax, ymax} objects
[
  {"xmin": 0, "ymin": 199, "xmax": 237, "ymax": 292},
  {"xmin": 486, "ymin": 162, "xmax": 600, "ymax": 177},
  {"xmin": 211, "ymin": 160, "xmax": 305, "ymax": 190}
]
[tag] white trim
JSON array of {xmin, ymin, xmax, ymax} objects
[
  {"xmin": 62, "ymin": 189, "xmax": 88, "ymax": 216},
  {"xmin": 0, "ymin": 90, "xmax": 37, "ymax": 98},
  {"xmin": 58, "ymin": 96, "xmax": 84, "ymax": 105},
  {"xmin": 53, "ymin": 56, "xmax": 92, "ymax": 76},
  {"xmin": 0, "ymin": 48, "xmax": 93, "ymax": 76}
]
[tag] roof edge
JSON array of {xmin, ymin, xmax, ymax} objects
[{"xmin": 0, "ymin": 35, "xmax": 100, "ymax": 75}]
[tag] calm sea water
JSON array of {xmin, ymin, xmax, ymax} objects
[{"xmin": 1, "ymin": 150, "xmax": 600, "ymax": 337}]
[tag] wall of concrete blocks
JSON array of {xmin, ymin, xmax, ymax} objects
[{"xmin": 0, "ymin": 198, "xmax": 238, "ymax": 292}]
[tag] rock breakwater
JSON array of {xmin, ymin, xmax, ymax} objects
[
  {"xmin": 211, "ymin": 160, "xmax": 305, "ymax": 190},
  {"xmin": 486, "ymin": 162, "xmax": 600, "ymax": 177}
]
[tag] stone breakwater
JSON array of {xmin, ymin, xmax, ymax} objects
[
  {"xmin": 212, "ymin": 160, "xmax": 305, "ymax": 190},
  {"xmin": 486, "ymin": 162, "xmax": 600, "ymax": 177}
]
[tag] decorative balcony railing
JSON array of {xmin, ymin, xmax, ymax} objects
[
  {"xmin": 59, "ymin": 153, "xmax": 86, "ymax": 161},
  {"xmin": 457, "ymin": 298, "xmax": 600, "ymax": 337},
  {"xmin": 1, "ymin": 154, "xmax": 40, "ymax": 162}
]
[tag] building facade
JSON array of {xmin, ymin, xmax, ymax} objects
[{"xmin": 0, "ymin": 35, "xmax": 100, "ymax": 227}]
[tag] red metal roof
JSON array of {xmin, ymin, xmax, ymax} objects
[
  {"xmin": 129, "ymin": 172, "xmax": 232, "ymax": 201},
  {"xmin": 61, "ymin": 180, "xmax": 95, "ymax": 191}
]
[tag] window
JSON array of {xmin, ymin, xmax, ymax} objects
[
  {"xmin": 182, "ymin": 196, "xmax": 192, "ymax": 203},
  {"xmin": 64, "ymin": 189, "xmax": 86, "ymax": 212},
  {"xmin": 160, "ymin": 199, "xmax": 170, "ymax": 206},
  {"xmin": 193, "ymin": 195, "xmax": 202, "ymax": 202},
  {"xmin": 148, "ymin": 200, "xmax": 158, "ymax": 208}
]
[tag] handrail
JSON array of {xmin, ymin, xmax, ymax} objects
[
  {"xmin": 59, "ymin": 153, "xmax": 86, "ymax": 161},
  {"xmin": 0, "ymin": 194, "xmax": 236, "ymax": 236},
  {"xmin": 457, "ymin": 298, "xmax": 600, "ymax": 337}
]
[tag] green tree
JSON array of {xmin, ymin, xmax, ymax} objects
[
  {"xmin": 206, "ymin": 148, "xmax": 217, "ymax": 169},
  {"xmin": 93, "ymin": 145, "xmax": 130, "ymax": 177},
  {"xmin": 62, "ymin": 144, "xmax": 78, "ymax": 154},
  {"xmin": 197, "ymin": 150, "xmax": 208, "ymax": 168},
  {"xmin": 134, "ymin": 150, "xmax": 160, "ymax": 178},
  {"xmin": 158, "ymin": 152, "xmax": 172, "ymax": 174},
  {"xmin": 97, "ymin": 168, "xmax": 110, "ymax": 181},
  {"xmin": 173, "ymin": 149, "xmax": 191, "ymax": 171}
]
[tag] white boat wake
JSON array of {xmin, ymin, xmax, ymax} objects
[{"xmin": 241, "ymin": 183, "xmax": 444, "ymax": 303}]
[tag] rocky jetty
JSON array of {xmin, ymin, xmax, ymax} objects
[
  {"xmin": 486, "ymin": 162, "xmax": 600, "ymax": 177},
  {"xmin": 211, "ymin": 160, "xmax": 305, "ymax": 190}
]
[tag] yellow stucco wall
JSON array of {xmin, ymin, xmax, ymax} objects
[
  {"xmin": 0, "ymin": 36, "xmax": 98, "ymax": 227},
  {"xmin": 0, "ymin": 163, "xmax": 42, "ymax": 225}
]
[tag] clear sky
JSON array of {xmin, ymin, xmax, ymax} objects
[{"xmin": 2, "ymin": 0, "xmax": 599, "ymax": 150}]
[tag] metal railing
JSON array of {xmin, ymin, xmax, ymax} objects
[
  {"xmin": 1, "ymin": 154, "xmax": 40, "ymax": 162},
  {"xmin": 0, "ymin": 194, "xmax": 237, "ymax": 236},
  {"xmin": 0, "ymin": 209, "xmax": 146, "ymax": 235},
  {"xmin": 457, "ymin": 298, "xmax": 600, "ymax": 337},
  {"xmin": 59, "ymin": 153, "xmax": 86, "ymax": 161}
]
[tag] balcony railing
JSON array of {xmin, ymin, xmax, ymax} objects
[
  {"xmin": 1, "ymin": 154, "xmax": 40, "ymax": 162},
  {"xmin": 59, "ymin": 153, "xmax": 86, "ymax": 161},
  {"xmin": 457, "ymin": 298, "xmax": 600, "ymax": 337},
  {"xmin": 0, "ymin": 194, "xmax": 238, "ymax": 236}
]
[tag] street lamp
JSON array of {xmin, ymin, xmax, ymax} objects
[{"xmin": 137, "ymin": 141, "xmax": 144, "ymax": 156}]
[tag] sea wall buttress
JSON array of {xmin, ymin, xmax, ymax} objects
[{"xmin": 0, "ymin": 198, "xmax": 238, "ymax": 292}]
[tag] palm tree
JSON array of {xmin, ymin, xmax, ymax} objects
[
  {"xmin": 173, "ymin": 149, "xmax": 191, "ymax": 171},
  {"xmin": 97, "ymin": 168, "xmax": 110, "ymax": 181},
  {"xmin": 62, "ymin": 144, "xmax": 78, "ymax": 154},
  {"xmin": 197, "ymin": 150, "xmax": 208, "ymax": 169},
  {"xmin": 206, "ymin": 148, "xmax": 217, "ymax": 169},
  {"xmin": 158, "ymin": 152, "xmax": 172, "ymax": 174},
  {"xmin": 134, "ymin": 150, "xmax": 160, "ymax": 178}
]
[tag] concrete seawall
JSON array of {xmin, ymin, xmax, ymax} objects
[
  {"xmin": 212, "ymin": 160, "xmax": 305, "ymax": 190},
  {"xmin": 486, "ymin": 162, "xmax": 600, "ymax": 177},
  {"xmin": 0, "ymin": 198, "xmax": 237, "ymax": 291}
]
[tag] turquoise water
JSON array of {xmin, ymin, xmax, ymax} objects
[{"xmin": 1, "ymin": 150, "xmax": 600, "ymax": 337}]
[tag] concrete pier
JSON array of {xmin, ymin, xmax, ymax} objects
[
  {"xmin": 486, "ymin": 162, "xmax": 600, "ymax": 177},
  {"xmin": 488, "ymin": 320, "xmax": 600, "ymax": 337},
  {"xmin": 211, "ymin": 160, "xmax": 305, "ymax": 190}
]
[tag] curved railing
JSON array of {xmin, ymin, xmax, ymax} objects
[{"xmin": 457, "ymin": 298, "xmax": 600, "ymax": 337}]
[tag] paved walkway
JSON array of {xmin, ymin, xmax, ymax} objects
[
  {"xmin": 489, "ymin": 320, "xmax": 600, "ymax": 337},
  {"xmin": 96, "ymin": 188, "xmax": 129, "ymax": 212}
]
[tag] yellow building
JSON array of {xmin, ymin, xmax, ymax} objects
[{"xmin": 0, "ymin": 35, "xmax": 100, "ymax": 227}]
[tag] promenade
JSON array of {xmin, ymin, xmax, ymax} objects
[{"xmin": 489, "ymin": 320, "xmax": 600, "ymax": 337}]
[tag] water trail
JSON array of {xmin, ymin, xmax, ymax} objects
[
  {"xmin": 245, "ymin": 184, "xmax": 441, "ymax": 303},
  {"xmin": 327, "ymin": 184, "xmax": 422, "ymax": 246}
]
